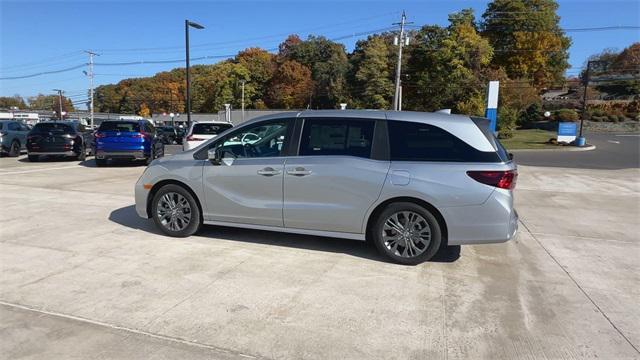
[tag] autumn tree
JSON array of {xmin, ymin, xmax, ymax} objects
[
  {"xmin": 0, "ymin": 95, "xmax": 27, "ymax": 109},
  {"xmin": 28, "ymin": 94, "xmax": 75, "ymax": 117},
  {"xmin": 583, "ymin": 43, "xmax": 640, "ymax": 96},
  {"xmin": 481, "ymin": 0, "xmax": 571, "ymax": 87},
  {"xmin": 266, "ymin": 60, "xmax": 313, "ymax": 109},
  {"xmin": 235, "ymin": 48, "xmax": 277, "ymax": 107}
]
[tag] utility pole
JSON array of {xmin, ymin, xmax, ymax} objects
[
  {"xmin": 240, "ymin": 80, "xmax": 246, "ymax": 123},
  {"xmin": 85, "ymin": 50, "xmax": 99, "ymax": 129},
  {"xmin": 392, "ymin": 11, "xmax": 412, "ymax": 111},
  {"xmin": 53, "ymin": 89, "xmax": 64, "ymax": 121}
]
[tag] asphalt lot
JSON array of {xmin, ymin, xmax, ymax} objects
[
  {"xmin": 1, "ymin": 148, "xmax": 639, "ymax": 359},
  {"xmin": 514, "ymin": 132, "xmax": 640, "ymax": 169}
]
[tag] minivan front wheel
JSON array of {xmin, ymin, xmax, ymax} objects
[
  {"xmin": 372, "ymin": 202, "xmax": 441, "ymax": 265},
  {"xmin": 152, "ymin": 184, "xmax": 201, "ymax": 237}
]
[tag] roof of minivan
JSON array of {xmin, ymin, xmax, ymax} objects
[{"xmin": 241, "ymin": 110, "xmax": 494, "ymax": 152}]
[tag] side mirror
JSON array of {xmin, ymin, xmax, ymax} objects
[
  {"xmin": 508, "ymin": 152, "xmax": 514, "ymax": 161},
  {"xmin": 208, "ymin": 148, "xmax": 222, "ymax": 165}
]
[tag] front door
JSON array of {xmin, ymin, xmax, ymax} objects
[
  {"xmin": 202, "ymin": 118, "xmax": 292, "ymax": 227},
  {"xmin": 283, "ymin": 118, "xmax": 389, "ymax": 234}
]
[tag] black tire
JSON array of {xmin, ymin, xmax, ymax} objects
[
  {"xmin": 8, "ymin": 140, "xmax": 20, "ymax": 157},
  {"xmin": 76, "ymin": 143, "xmax": 86, "ymax": 161},
  {"xmin": 371, "ymin": 202, "xmax": 442, "ymax": 265},
  {"xmin": 151, "ymin": 184, "xmax": 201, "ymax": 237},
  {"xmin": 95, "ymin": 158, "xmax": 107, "ymax": 167},
  {"xmin": 146, "ymin": 149, "xmax": 155, "ymax": 165},
  {"xmin": 28, "ymin": 154, "xmax": 39, "ymax": 162}
]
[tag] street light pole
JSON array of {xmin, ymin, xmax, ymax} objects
[
  {"xmin": 53, "ymin": 89, "xmax": 64, "ymax": 121},
  {"xmin": 392, "ymin": 11, "xmax": 412, "ymax": 111},
  {"xmin": 241, "ymin": 80, "xmax": 246, "ymax": 123},
  {"xmin": 185, "ymin": 19, "xmax": 204, "ymax": 129}
]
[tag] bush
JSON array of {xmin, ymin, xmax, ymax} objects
[
  {"xmin": 519, "ymin": 103, "xmax": 541, "ymax": 128},
  {"xmin": 608, "ymin": 114, "xmax": 619, "ymax": 122},
  {"xmin": 554, "ymin": 108, "xmax": 579, "ymax": 122},
  {"xmin": 498, "ymin": 107, "xmax": 518, "ymax": 139}
]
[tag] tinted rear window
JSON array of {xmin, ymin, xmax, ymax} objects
[
  {"xmin": 193, "ymin": 123, "xmax": 232, "ymax": 135},
  {"xmin": 99, "ymin": 121, "xmax": 140, "ymax": 132},
  {"xmin": 388, "ymin": 120, "xmax": 500, "ymax": 162},
  {"xmin": 32, "ymin": 123, "xmax": 74, "ymax": 134},
  {"xmin": 471, "ymin": 116, "xmax": 510, "ymax": 162},
  {"xmin": 300, "ymin": 118, "xmax": 375, "ymax": 158}
]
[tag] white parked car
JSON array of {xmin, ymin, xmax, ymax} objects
[{"xmin": 183, "ymin": 121, "xmax": 233, "ymax": 151}]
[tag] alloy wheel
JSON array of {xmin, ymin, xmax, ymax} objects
[
  {"xmin": 156, "ymin": 192, "xmax": 192, "ymax": 231},
  {"xmin": 381, "ymin": 211, "xmax": 431, "ymax": 258}
]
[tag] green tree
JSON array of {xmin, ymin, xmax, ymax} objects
[
  {"xmin": 350, "ymin": 36, "xmax": 394, "ymax": 109},
  {"xmin": 28, "ymin": 94, "xmax": 75, "ymax": 116},
  {"xmin": 405, "ymin": 12, "xmax": 493, "ymax": 115},
  {"xmin": 0, "ymin": 95, "xmax": 27, "ymax": 109},
  {"xmin": 282, "ymin": 35, "xmax": 350, "ymax": 108},
  {"xmin": 584, "ymin": 43, "xmax": 640, "ymax": 97},
  {"xmin": 481, "ymin": 0, "xmax": 571, "ymax": 87}
]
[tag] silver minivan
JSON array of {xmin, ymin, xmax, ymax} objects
[{"xmin": 135, "ymin": 110, "xmax": 518, "ymax": 265}]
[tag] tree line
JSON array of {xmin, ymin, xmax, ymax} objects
[{"xmin": 2, "ymin": 0, "xmax": 638, "ymax": 130}]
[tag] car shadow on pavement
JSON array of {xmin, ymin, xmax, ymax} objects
[
  {"xmin": 109, "ymin": 205, "xmax": 461, "ymax": 264},
  {"xmin": 18, "ymin": 156, "xmax": 78, "ymax": 163},
  {"xmin": 79, "ymin": 159, "xmax": 147, "ymax": 168}
]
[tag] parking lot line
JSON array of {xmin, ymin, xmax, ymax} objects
[{"xmin": 0, "ymin": 164, "xmax": 82, "ymax": 175}]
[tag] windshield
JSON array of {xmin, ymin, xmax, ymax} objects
[
  {"xmin": 193, "ymin": 123, "xmax": 232, "ymax": 135},
  {"xmin": 32, "ymin": 123, "xmax": 74, "ymax": 134},
  {"xmin": 99, "ymin": 121, "xmax": 140, "ymax": 132}
]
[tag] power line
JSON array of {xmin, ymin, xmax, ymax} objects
[{"xmin": 0, "ymin": 64, "xmax": 87, "ymax": 80}]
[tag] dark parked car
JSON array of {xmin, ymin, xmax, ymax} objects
[
  {"xmin": 157, "ymin": 126, "xmax": 178, "ymax": 145},
  {"xmin": 0, "ymin": 120, "xmax": 30, "ymax": 157},
  {"xmin": 94, "ymin": 120, "xmax": 164, "ymax": 166},
  {"xmin": 26, "ymin": 121, "xmax": 94, "ymax": 162}
]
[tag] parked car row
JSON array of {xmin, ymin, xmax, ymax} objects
[{"xmin": 1, "ymin": 119, "xmax": 235, "ymax": 166}]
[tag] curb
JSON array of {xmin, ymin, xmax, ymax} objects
[{"xmin": 509, "ymin": 144, "xmax": 596, "ymax": 153}]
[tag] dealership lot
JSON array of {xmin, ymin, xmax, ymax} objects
[{"xmin": 1, "ymin": 153, "xmax": 639, "ymax": 359}]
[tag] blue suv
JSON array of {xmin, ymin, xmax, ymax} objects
[{"xmin": 94, "ymin": 120, "xmax": 164, "ymax": 166}]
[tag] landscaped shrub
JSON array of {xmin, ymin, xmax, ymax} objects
[
  {"xmin": 498, "ymin": 107, "xmax": 518, "ymax": 139},
  {"xmin": 608, "ymin": 114, "xmax": 619, "ymax": 122},
  {"xmin": 519, "ymin": 103, "xmax": 541, "ymax": 128},
  {"xmin": 554, "ymin": 108, "xmax": 579, "ymax": 122}
]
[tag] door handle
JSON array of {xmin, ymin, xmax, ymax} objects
[
  {"xmin": 257, "ymin": 167, "xmax": 281, "ymax": 176},
  {"xmin": 287, "ymin": 167, "xmax": 312, "ymax": 176}
]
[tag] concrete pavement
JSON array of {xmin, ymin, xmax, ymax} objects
[{"xmin": 0, "ymin": 155, "xmax": 639, "ymax": 359}]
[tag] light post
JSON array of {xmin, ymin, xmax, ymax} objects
[
  {"xmin": 53, "ymin": 89, "xmax": 64, "ymax": 121},
  {"xmin": 170, "ymin": 112, "xmax": 175, "ymax": 127},
  {"xmin": 185, "ymin": 19, "xmax": 204, "ymax": 129},
  {"xmin": 580, "ymin": 60, "xmax": 607, "ymax": 140}
]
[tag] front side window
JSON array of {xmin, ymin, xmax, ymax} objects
[
  {"xmin": 8, "ymin": 122, "xmax": 19, "ymax": 131},
  {"xmin": 388, "ymin": 121, "xmax": 500, "ymax": 162},
  {"xmin": 212, "ymin": 119, "xmax": 289, "ymax": 159},
  {"xmin": 299, "ymin": 118, "xmax": 375, "ymax": 158}
]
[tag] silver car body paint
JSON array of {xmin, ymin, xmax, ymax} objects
[{"xmin": 136, "ymin": 110, "xmax": 518, "ymax": 245}]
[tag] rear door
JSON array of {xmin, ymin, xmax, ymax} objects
[{"xmin": 283, "ymin": 117, "xmax": 389, "ymax": 234}]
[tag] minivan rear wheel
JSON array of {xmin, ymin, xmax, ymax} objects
[
  {"xmin": 372, "ymin": 202, "xmax": 441, "ymax": 265},
  {"xmin": 151, "ymin": 184, "xmax": 201, "ymax": 237}
]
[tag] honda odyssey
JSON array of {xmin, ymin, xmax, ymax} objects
[{"xmin": 135, "ymin": 110, "xmax": 518, "ymax": 265}]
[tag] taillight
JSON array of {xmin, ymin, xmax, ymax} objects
[
  {"xmin": 95, "ymin": 132, "xmax": 106, "ymax": 138},
  {"xmin": 467, "ymin": 170, "xmax": 517, "ymax": 190},
  {"xmin": 186, "ymin": 135, "xmax": 205, "ymax": 141},
  {"xmin": 27, "ymin": 134, "xmax": 40, "ymax": 141}
]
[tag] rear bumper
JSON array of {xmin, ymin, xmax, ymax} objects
[
  {"xmin": 96, "ymin": 150, "xmax": 146, "ymax": 159},
  {"xmin": 28, "ymin": 151, "xmax": 75, "ymax": 156},
  {"xmin": 442, "ymin": 189, "xmax": 518, "ymax": 245}
]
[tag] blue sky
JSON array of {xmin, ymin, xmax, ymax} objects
[{"xmin": 1, "ymin": 0, "xmax": 639, "ymax": 102}]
